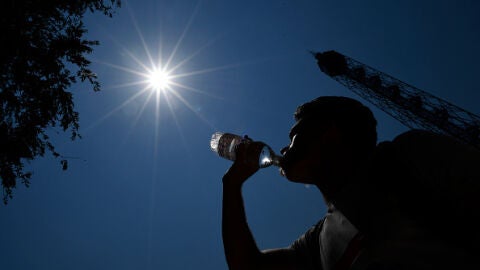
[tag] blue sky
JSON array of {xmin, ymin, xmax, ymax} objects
[{"xmin": 1, "ymin": 1, "xmax": 479, "ymax": 269}]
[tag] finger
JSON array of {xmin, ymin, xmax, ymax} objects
[
  {"xmin": 234, "ymin": 142, "xmax": 255, "ymax": 165},
  {"xmin": 243, "ymin": 135, "xmax": 253, "ymax": 142},
  {"xmin": 234, "ymin": 142, "xmax": 248, "ymax": 163}
]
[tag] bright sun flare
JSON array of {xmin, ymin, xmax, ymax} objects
[
  {"xmin": 147, "ymin": 69, "xmax": 172, "ymax": 92},
  {"xmin": 92, "ymin": 3, "xmax": 224, "ymax": 138}
]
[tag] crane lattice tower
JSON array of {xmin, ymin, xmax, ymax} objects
[{"xmin": 313, "ymin": 50, "xmax": 480, "ymax": 149}]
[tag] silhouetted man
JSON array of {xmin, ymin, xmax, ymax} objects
[{"xmin": 221, "ymin": 96, "xmax": 479, "ymax": 270}]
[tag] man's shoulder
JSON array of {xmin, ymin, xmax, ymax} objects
[
  {"xmin": 376, "ymin": 129, "xmax": 479, "ymax": 159},
  {"xmin": 395, "ymin": 129, "xmax": 479, "ymax": 149},
  {"xmin": 382, "ymin": 129, "xmax": 451, "ymax": 149}
]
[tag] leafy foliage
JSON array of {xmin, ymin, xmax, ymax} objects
[{"xmin": 0, "ymin": 0, "xmax": 121, "ymax": 204}]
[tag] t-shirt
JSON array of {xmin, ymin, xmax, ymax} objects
[{"xmin": 291, "ymin": 206, "xmax": 360, "ymax": 270}]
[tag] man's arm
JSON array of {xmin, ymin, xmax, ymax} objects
[{"xmin": 221, "ymin": 142, "xmax": 300, "ymax": 270}]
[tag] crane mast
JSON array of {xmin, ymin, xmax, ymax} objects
[{"xmin": 313, "ymin": 50, "xmax": 480, "ymax": 149}]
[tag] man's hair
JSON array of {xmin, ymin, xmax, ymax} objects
[{"xmin": 295, "ymin": 96, "xmax": 377, "ymax": 155}]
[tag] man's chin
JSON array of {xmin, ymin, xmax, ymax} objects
[
  {"xmin": 281, "ymin": 169, "xmax": 315, "ymax": 185},
  {"xmin": 280, "ymin": 167, "xmax": 297, "ymax": 181},
  {"xmin": 280, "ymin": 168, "xmax": 300, "ymax": 183}
]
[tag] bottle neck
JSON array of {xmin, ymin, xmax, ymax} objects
[
  {"xmin": 271, "ymin": 153, "xmax": 283, "ymax": 167},
  {"xmin": 258, "ymin": 144, "xmax": 283, "ymax": 168}
]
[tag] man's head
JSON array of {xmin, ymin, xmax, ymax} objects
[{"xmin": 281, "ymin": 96, "xmax": 377, "ymax": 187}]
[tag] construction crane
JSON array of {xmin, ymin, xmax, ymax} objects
[{"xmin": 312, "ymin": 50, "xmax": 480, "ymax": 149}]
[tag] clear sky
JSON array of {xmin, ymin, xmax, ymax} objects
[{"xmin": 1, "ymin": 0, "xmax": 479, "ymax": 269}]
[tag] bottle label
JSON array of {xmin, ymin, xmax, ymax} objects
[{"xmin": 218, "ymin": 133, "xmax": 241, "ymax": 161}]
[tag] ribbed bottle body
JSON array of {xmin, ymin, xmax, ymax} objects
[{"xmin": 210, "ymin": 132, "xmax": 243, "ymax": 161}]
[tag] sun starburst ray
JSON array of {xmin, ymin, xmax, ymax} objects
[
  {"xmin": 164, "ymin": 0, "xmax": 201, "ymax": 71},
  {"xmin": 168, "ymin": 33, "xmax": 223, "ymax": 74},
  {"xmin": 168, "ymin": 81, "xmax": 224, "ymax": 100},
  {"xmin": 95, "ymin": 60, "xmax": 150, "ymax": 78},
  {"xmin": 153, "ymin": 90, "xmax": 162, "ymax": 157},
  {"xmin": 121, "ymin": 89, "xmax": 156, "ymax": 146},
  {"xmin": 155, "ymin": 29, "xmax": 164, "ymax": 69},
  {"xmin": 127, "ymin": 3, "xmax": 156, "ymax": 69},
  {"xmin": 85, "ymin": 86, "xmax": 151, "ymax": 133},
  {"xmin": 103, "ymin": 80, "xmax": 151, "ymax": 91},
  {"xmin": 167, "ymin": 86, "xmax": 216, "ymax": 129},
  {"xmin": 122, "ymin": 48, "xmax": 155, "ymax": 75},
  {"xmin": 169, "ymin": 63, "xmax": 247, "ymax": 79},
  {"xmin": 163, "ymin": 91, "xmax": 191, "ymax": 157}
]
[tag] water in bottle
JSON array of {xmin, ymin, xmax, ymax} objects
[{"xmin": 210, "ymin": 132, "xmax": 282, "ymax": 168}]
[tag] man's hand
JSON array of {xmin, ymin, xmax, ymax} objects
[
  {"xmin": 223, "ymin": 140, "xmax": 265, "ymax": 187},
  {"xmin": 221, "ymin": 138, "xmax": 301, "ymax": 270}
]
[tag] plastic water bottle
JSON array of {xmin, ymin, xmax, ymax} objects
[{"xmin": 210, "ymin": 132, "xmax": 282, "ymax": 168}]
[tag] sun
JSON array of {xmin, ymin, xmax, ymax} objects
[
  {"xmin": 91, "ymin": 2, "xmax": 225, "ymax": 138},
  {"xmin": 147, "ymin": 68, "xmax": 172, "ymax": 92}
]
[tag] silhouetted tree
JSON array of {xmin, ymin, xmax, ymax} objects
[{"xmin": 0, "ymin": 0, "xmax": 121, "ymax": 204}]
